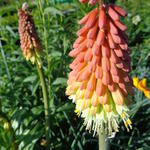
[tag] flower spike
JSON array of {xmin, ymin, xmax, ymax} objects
[
  {"xmin": 66, "ymin": 2, "xmax": 133, "ymax": 136},
  {"xmin": 18, "ymin": 3, "xmax": 42, "ymax": 67}
]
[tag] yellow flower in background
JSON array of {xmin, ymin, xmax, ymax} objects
[
  {"xmin": 133, "ymin": 77, "xmax": 150, "ymax": 99},
  {"xmin": 144, "ymin": 90, "xmax": 150, "ymax": 99}
]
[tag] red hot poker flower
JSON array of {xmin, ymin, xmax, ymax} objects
[
  {"xmin": 18, "ymin": 3, "xmax": 42, "ymax": 67},
  {"xmin": 66, "ymin": 3, "xmax": 133, "ymax": 136}
]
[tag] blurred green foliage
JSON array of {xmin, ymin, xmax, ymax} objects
[{"xmin": 0, "ymin": 0, "xmax": 150, "ymax": 149}]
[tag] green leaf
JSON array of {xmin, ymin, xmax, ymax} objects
[
  {"xmin": 32, "ymin": 80, "xmax": 40, "ymax": 95},
  {"xmin": 31, "ymin": 106, "xmax": 43, "ymax": 115},
  {"xmin": 23, "ymin": 75, "xmax": 37, "ymax": 83},
  {"xmin": 44, "ymin": 7, "xmax": 63, "ymax": 16},
  {"xmin": 56, "ymin": 103, "xmax": 73, "ymax": 112},
  {"xmin": 6, "ymin": 26, "xmax": 16, "ymax": 38},
  {"xmin": 52, "ymin": 77, "xmax": 67, "ymax": 86},
  {"xmin": 51, "ymin": 51, "xmax": 62, "ymax": 57}
]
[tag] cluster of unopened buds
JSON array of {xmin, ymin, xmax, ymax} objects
[
  {"xmin": 66, "ymin": 0, "xmax": 133, "ymax": 135},
  {"xmin": 18, "ymin": 3, "xmax": 42, "ymax": 67}
]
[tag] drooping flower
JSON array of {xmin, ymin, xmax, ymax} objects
[
  {"xmin": 133, "ymin": 77, "xmax": 150, "ymax": 99},
  {"xmin": 18, "ymin": 3, "xmax": 42, "ymax": 67},
  {"xmin": 66, "ymin": 2, "xmax": 133, "ymax": 135}
]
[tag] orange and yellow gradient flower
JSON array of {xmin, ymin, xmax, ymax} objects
[
  {"xmin": 18, "ymin": 3, "xmax": 42, "ymax": 67},
  {"xmin": 66, "ymin": 1, "xmax": 133, "ymax": 136},
  {"xmin": 133, "ymin": 77, "xmax": 150, "ymax": 99}
]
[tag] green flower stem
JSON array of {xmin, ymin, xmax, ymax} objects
[
  {"xmin": 36, "ymin": 63, "xmax": 50, "ymax": 149},
  {"xmin": 99, "ymin": 132, "xmax": 109, "ymax": 150},
  {"xmin": 38, "ymin": 0, "xmax": 51, "ymax": 103}
]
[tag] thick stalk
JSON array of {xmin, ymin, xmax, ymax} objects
[
  {"xmin": 99, "ymin": 132, "xmax": 108, "ymax": 150},
  {"xmin": 38, "ymin": 0, "xmax": 51, "ymax": 103},
  {"xmin": 36, "ymin": 63, "xmax": 50, "ymax": 149}
]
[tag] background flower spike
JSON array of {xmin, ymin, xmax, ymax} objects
[{"xmin": 18, "ymin": 3, "xmax": 42, "ymax": 67}]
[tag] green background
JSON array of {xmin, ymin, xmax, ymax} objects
[{"xmin": 0, "ymin": 0, "xmax": 150, "ymax": 149}]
